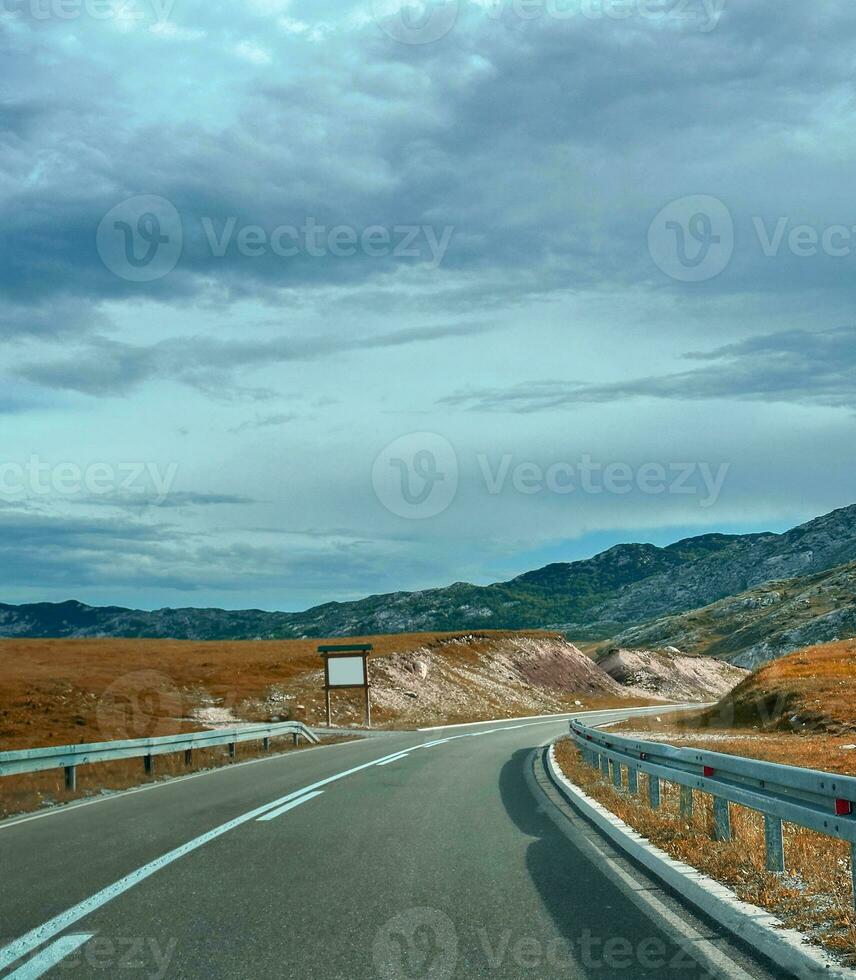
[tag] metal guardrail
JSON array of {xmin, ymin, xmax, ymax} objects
[
  {"xmin": 568, "ymin": 719, "xmax": 856, "ymax": 897},
  {"xmin": 0, "ymin": 721, "xmax": 319, "ymax": 791}
]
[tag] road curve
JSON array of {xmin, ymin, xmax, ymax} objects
[{"xmin": 0, "ymin": 708, "xmax": 781, "ymax": 979}]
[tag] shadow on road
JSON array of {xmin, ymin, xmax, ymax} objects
[{"xmin": 498, "ymin": 748, "xmax": 716, "ymax": 979}]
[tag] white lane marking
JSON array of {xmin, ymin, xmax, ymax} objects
[
  {"xmin": 0, "ymin": 709, "xmax": 680, "ymax": 971},
  {"xmin": 256, "ymin": 791, "xmax": 324, "ymax": 822},
  {"xmin": 375, "ymin": 753, "xmax": 410, "ymax": 766},
  {"xmin": 0, "ymin": 733, "xmax": 375, "ymax": 834},
  {"xmin": 7, "ymin": 934, "xmax": 94, "ymax": 979},
  {"xmin": 416, "ymin": 705, "xmax": 693, "ymax": 732},
  {"xmin": 417, "ymin": 712, "xmax": 578, "ymax": 731},
  {"xmin": 0, "ymin": 746, "xmax": 430, "ymax": 972},
  {"xmin": 0, "ymin": 706, "xmax": 693, "ymax": 833},
  {"xmin": 533, "ymin": 743, "xmax": 758, "ymax": 980}
]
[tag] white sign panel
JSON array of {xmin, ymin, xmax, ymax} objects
[{"xmin": 327, "ymin": 656, "xmax": 367, "ymax": 687}]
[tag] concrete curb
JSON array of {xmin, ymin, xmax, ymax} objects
[{"xmin": 545, "ymin": 743, "xmax": 856, "ymax": 980}]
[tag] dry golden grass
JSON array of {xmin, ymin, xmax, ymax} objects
[
  {"xmin": 609, "ymin": 639, "xmax": 856, "ymax": 775},
  {"xmin": 699, "ymin": 639, "xmax": 856, "ymax": 733},
  {"xmin": 555, "ymin": 739, "xmax": 856, "ymax": 963},
  {"xmin": 0, "ymin": 630, "xmax": 647, "ymax": 818},
  {"xmin": 0, "ymin": 631, "xmax": 558, "ymax": 750}
]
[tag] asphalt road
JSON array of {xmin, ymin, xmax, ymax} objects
[{"xmin": 0, "ymin": 708, "xmax": 782, "ymax": 979}]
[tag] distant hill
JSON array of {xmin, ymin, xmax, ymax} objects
[
  {"xmin": 596, "ymin": 560, "xmax": 856, "ymax": 668},
  {"xmin": 3, "ymin": 504, "xmax": 856, "ymax": 664}
]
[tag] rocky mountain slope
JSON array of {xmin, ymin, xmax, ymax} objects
[
  {"xmin": 599, "ymin": 561, "xmax": 856, "ymax": 668},
  {"xmin": 596, "ymin": 647, "xmax": 749, "ymax": 701},
  {"xmin": 3, "ymin": 505, "xmax": 856, "ymax": 655}
]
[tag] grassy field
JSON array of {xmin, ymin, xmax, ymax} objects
[
  {"xmin": 609, "ymin": 638, "xmax": 856, "ymax": 773},
  {"xmin": 0, "ymin": 631, "xmax": 550, "ymax": 750},
  {"xmin": 0, "ymin": 630, "xmax": 649, "ymax": 817}
]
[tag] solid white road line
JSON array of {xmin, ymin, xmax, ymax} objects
[
  {"xmin": 7, "ymin": 934, "xmax": 94, "ymax": 979},
  {"xmin": 256, "ymin": 791, "xmax": 324, "ymax": 822}
]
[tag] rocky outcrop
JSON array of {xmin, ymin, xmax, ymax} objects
[
  {"xmin": 364, "ymin": 634, "xmax": 631, "ymax": 725},
  {"xmin": 602, "ymin": 561, "xmax": 856, "ymax": 669},
  {"xmin": 597, "ymin": 647, "xmax": 748, "ymax": 701}
]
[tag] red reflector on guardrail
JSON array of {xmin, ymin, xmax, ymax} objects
[
  {"xmin": 835, "ymin": 799, "xmax": 853, "ymax": 816},
  {"xmin": 703, "ymin": 766, "xmax": 715, "ymax": 777}
]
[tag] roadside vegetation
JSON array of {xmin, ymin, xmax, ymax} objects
[
  {"xmin": 611, "ymin": 639, "xmax": 856, "ymax": 773},
  {"xmin": 0, "ymin": 631, "xmax": 654, "ymax": 818},
  {"xmin": 555, "ymin": 739, "xmax": 856, "ymax": 963},
  {"xmin": 555, "ymin": 638, "xmax": 856, "ymax": 963}
]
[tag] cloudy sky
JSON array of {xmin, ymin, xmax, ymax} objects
[{"xmin": 2, "ymin": 0, "xmax": 855, "ymax": 611}]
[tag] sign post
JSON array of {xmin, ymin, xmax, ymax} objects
[{"xmin": 318, "ymin": 644, "xmax": 373, "ymax": 729}]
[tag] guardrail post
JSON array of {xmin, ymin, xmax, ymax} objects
[
  {"xmin": 144, "ymin": 754, "xmax": 154, "ymax": 775},
  {"xmin": 712, "ymin": 797, "xmax": 731, "ymax": 841},
  {"xmin": 764, "ymin": 815, "xmax": 785, "ymax": 873},
  {"xmin": 292, "ymin": 733, "xmax": 299, "ymax": 747},
  {"xmin": 64, "ymin": 765, "xmax": 77, "ymax": 791},
  {"xmin": 600, "ymin": 755, "xmax": 610, "ymax": 780},
  {"xmin": 263, "ymin": 737, "xmax": 271, "ymax": 752},
  {"xmin": 627, "ymin": 766, "xmax": 638, "ymax": 794},
  {"xmin": 647, "ymin": 774, "xmax": 660, "ymax": 809},
  {"xmin": 611, "ymin": 759, "xmax": 622, "ymax": 790},
  {"xmin": 851, "ymin": 844, "xmax": 856, "ymax": 911},
  {"xmin": 680, "ymin": 786, "xmax": 693, "ymax": 820},
  {"xmin": 228, "ymin": 743, "xmax": 236, "ymax": 759},
  {"xmin": 184, "ymin": 749, "xmax": 193, "ymax": 767}
]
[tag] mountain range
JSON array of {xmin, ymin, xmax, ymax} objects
[{"xmin": 3, "ymin": 503, "xmax": 856, "ymax": 667}]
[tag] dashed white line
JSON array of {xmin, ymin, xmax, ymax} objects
[
  {"xmin": 1, "ymin": 715, "xmax": 632, "ymax": 973},
  {"xmin": 256, "ymin": 790, "xmax": 324, "ymax": 822},
  {"xmin": 375, "ymin": 753, "xmax": 410, "ymax": 766}
]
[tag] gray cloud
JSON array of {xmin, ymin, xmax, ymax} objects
[
  {"xmin": 5, "ymin": 1, "xmax": 856, "ymax": 342},
  {"xmin": 17, "ymin": 320, "xmax": 498, "ymax": 396},
  {"xmin": 229, "ymin": 413, "xmax": 298, "ymax": 433},
  {"xmin": 441, "ymin": 327, "xmax": 856, "ymax": 412},
  {"xmin": 74, "ymin": 491, "xmax": 257, "ymax": 510}
]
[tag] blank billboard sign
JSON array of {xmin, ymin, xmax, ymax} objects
[{"xmin": 326, "ymin": 656, "xmax": 367, "ymax": 688}]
